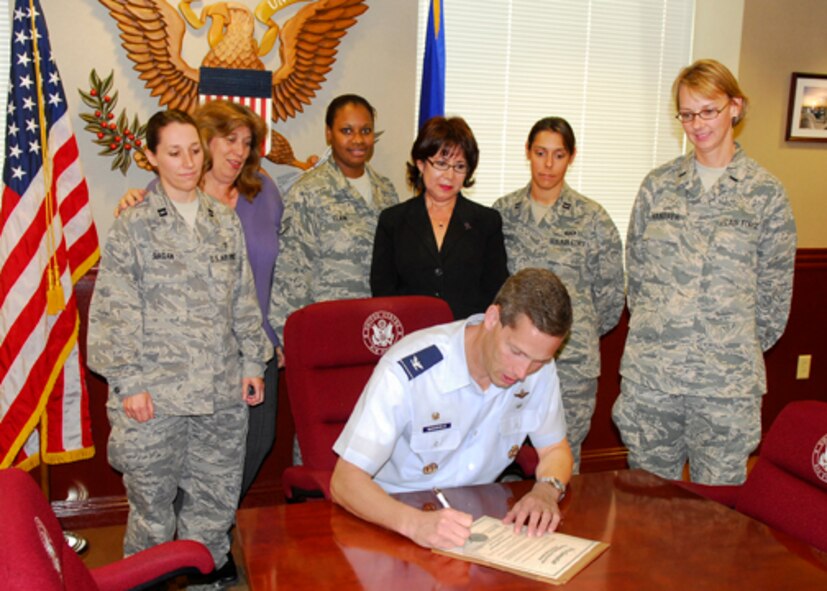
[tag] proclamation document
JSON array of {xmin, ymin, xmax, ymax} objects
[{"xmin": 434, "ymin": 515, "xmax": 609, "ymax": 585}]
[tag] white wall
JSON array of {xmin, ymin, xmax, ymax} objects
[{"xmin": 39, "ymin": 0, "xmax": 418, "ymax": 243}]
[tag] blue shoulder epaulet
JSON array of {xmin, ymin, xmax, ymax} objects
[{"xmin": 397, "ymin": 345, "xmax": 443, "ymax": 380}]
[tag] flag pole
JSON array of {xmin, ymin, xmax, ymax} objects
[
  {"xmin": 39, "ymin": 434, "xmax": 50, "ymax": 498},
  {"xmin": 26, "ymin": 0, "xmax": 52, "ymax": 501},
  {"xmin": 28, "ymin": 0, "xmax": 64, "ymax": 316}
]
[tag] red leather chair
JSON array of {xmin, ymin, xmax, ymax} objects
[
  {"xmin": 282, "ymin": 295, "xmax": 453, "ymax": 501},
  {"xmin": 677, "ymin": 400, "xmax": 827, "ymax": 552},
  {"xmin": 513, "ymin": 444, "xmax": 540, "ymax": 478},
  {"xmin": 0, "ymin": 467, "xmax": 214, "ymax": 591}
]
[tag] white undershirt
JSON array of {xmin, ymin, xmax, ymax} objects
[
  {"xmin": 530, "ymin": 199, "xmax": 552, "ymax": 224},
  {"xmin": 348, "ymin": 173, "xmax": 373, "ymax": 207},
  {"xmin": 695, "ymin": 161, "xmax": 727, "ymax": 192},
  {"xmin": 170, "ymin": 197, "xmax": 199, "ymax": 228}
]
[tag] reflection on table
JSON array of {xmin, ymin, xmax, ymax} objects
[{"xmin": 236, "ymin": 470, "xmax": 827, "ymax": 590}]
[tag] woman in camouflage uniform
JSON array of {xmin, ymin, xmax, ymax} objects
[
  {"xmin": 493, "ymin": 117, "xmax": 624, "ymax": 472},
  {"xmin": 88, "ymin": 110, "xmax": 270, "ymax": 575},
  {"xmin": 614, "ymin": 59, "xmax": 797, "ymax": 484},
  {"xmin": 269, "ymin": 94, "xmax": 399, "ymax": 350}
]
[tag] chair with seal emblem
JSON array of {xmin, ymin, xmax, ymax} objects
[
  {"xmin": 675, "ymin": 400, "xmax": 827, "ymax": 553},
  {"xmin": 282, "ymin": 295, "xmax": 453, "ymax": 502},
  {"xmin": 0, "ymin": 467, "xmax": 214, "ymax": 591}
]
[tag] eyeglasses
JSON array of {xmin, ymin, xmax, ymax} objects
[
  {"xmin": 427, "ymin": 158, "xmax": 468, "ymax": 174},
  {"xmin": 675, "ymin": 103, "xmax": 729, "ymax": 123}
]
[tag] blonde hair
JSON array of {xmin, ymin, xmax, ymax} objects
[
  {"xmin": 195, "ymin": 100, "xmax": 267, "ymax": 201},
  {"xmin": 672, "ymin": 59, "xmax": 749, "ymax": 125}
]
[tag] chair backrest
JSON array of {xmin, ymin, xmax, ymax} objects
[
  {"xmin": 284, "ymin": 296, "xmax": 453, "ymax": 471},
  {"xmin": 0, "ymin": 468, "xmax": 100, "ymax": 590},
  {"xmin": 736, "ymin": 400, "xmax": 827, "ymax": 552}
]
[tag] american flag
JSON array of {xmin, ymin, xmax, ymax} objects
[{"xmin": 0, "ymin": 0, "xmax": 98, "ymax": 468}]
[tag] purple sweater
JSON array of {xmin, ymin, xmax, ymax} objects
[
  {"xmin": 148, "ymin": 173, "xmax": 283, "ymax": 346},
  {"xmin": 236, "ymin": 173, "xmax": 283, "ymax": 347}
]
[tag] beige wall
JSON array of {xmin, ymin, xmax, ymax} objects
[
  {"xmin": 737, "ymin": 0, "xmax": 827, "ymax": 248},
  {"xmin": 693, "ymin": 0, "xmax": 744, "ymax": 73}
]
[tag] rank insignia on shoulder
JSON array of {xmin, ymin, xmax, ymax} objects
[
  {"xmin": 514, "ymin": 389, "xmax": 529, "ymax": 399},
  {"xmin": 398, "ymin": 345, "xmax": 443, "ymax": 380},
  {"xmin": 157, "ymin": 207, "xmax": 168, "ymax": 217}
]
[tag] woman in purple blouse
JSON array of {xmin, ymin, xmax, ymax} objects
[{"xmin": 194, "ymin": 101, "xmax": 283, "ymax": 504}]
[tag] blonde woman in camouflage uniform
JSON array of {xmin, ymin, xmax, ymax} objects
[
  {"xmin": 493, "ymin": 117, "xmax": 624, "ymax": 473},
  {"xmin": 88, "ymin": 110, "xmax": 271, "ymax": 578},
  {"xmin": 614, "ymin": 59, "xmax": 797, "ymax": 485},
  {"xmin": 269, "ymin": 94, "xmax": 399, "ymax": 351}
]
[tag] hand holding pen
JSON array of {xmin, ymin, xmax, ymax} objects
[
  {"xmin": 415, "ymin": 488, "xmax": 473, "ymax": 549},
  {"xmin": 434, "ymin": 488, "xmax": 488, "ymax": 544}
]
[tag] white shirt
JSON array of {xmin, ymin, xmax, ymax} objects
[
  {"xmin": 347, "ymin": 172, "xmax": 373, "ymax": 207},
  {"xmin": 695, "ymin": 160, "xmax": 726, "ymax": 192},
  {"xmin": 169, "ymin": 196, "xmax": 199, "ymax": 228},
  {"xmin": 333, "ymin": 315, "xmax": 567, "ymax": 493}
]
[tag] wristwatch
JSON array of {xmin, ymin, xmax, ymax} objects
[{"xmin": 538, "ymin": 476, "xmax": 567, "ymax": 502}]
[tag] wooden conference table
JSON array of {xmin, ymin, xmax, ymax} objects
[{"xmin": 236, "ymin": 470, "xmax": 827, "ymax": 590}]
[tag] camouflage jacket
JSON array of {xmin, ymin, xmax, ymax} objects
[
  {"xmin": 621, "ymin": 146, "xmax": 797, "ymax": 397},
  {"xmin": 493, "ymin": 184, "xmax": 625, "ymax": 379},
  {"xmin": 269, "ymin": 158, "xmax": 399, "ymax": 343},
  {"xmin": 88, "ymin": 187, "xmax": 271, "ymax": 415}
]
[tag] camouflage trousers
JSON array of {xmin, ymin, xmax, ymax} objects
[
  {"xmin": 107, "ymin": 405, "xmax": 248, "ymax": 567},
  {"xmin": 612, "ymin": 379, "xmax": 761, "ymax": 484},
  {"xmin": 557, "ymin": 371, "xmax": 598, "ymax": 474}
]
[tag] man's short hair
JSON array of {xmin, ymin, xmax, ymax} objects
[{"xmin": 494, "ymin": 268, "xmax": 572, "ymax": 337}]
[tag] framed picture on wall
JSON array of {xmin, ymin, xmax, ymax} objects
[{"xmin": 786, "ymin": 72, "xmax": 827, "ymax": 142}]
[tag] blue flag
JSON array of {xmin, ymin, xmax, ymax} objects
[{"xmin": 418, "ymin": 0, "xmax": 446, "ymax": 130}]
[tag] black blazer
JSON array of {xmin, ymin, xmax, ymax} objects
[{"xmin": 370, "ymin": 194, "xmax": 510, "ymax": 319}]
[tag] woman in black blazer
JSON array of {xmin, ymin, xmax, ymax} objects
[{"xmin": 371, "ymin": 116, "xmax": 509, "ymax": 319}]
